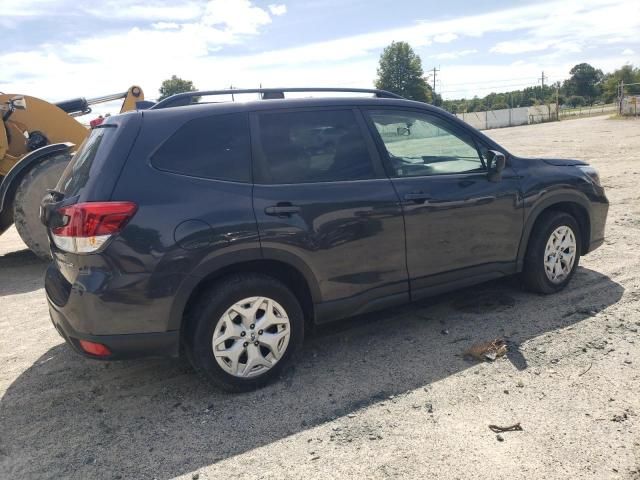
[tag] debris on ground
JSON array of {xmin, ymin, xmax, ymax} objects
[
  {"xmin": 464, "ymin": 338, "xmax": 507, "ymax": 361},
  {"xmin": 612, "ymin": 413, "xmax": 628, "ymax": 423},
  {"xmin": 489, "ymin": 423, "xmax": 523, "ymax": 433}
]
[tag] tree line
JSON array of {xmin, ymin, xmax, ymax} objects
[
  {"xmin": 374, "ymin": 41, "xmax": 640, "ymax": 113},
  {"xmin": 158, "ymin": 41, "xmax": 640, "ymax": 115}
]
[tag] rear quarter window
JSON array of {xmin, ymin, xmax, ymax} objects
[{"xmin": 151, "ymin": 112, "xmax": 251, "ymax": 182}]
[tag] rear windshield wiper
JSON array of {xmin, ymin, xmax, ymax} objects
[{"xmin": 46, "ymin": 188, "xmax": 65, "ymax": 202}]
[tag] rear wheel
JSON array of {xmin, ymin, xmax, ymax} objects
[
  {"xmin": 186, "ymin": 273, "xmax": 304, "ymax": 392},
  {"xmin": 13, "ymin": 154, "xmax": 69, "ymax": 259},
  {"xmin": 522, "ymin": 211, "xmax": 581, "ymax": 294}
]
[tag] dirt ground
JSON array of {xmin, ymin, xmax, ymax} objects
[{"xmin": 0, "ymin": 115, "xmax": 638, "ymax": 480}]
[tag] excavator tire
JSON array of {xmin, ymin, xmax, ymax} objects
[{"xmin": 13, "ymin": 154, "xmax": 69, "ymax": 259}]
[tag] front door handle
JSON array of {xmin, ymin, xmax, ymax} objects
[
  {"xmin": 403, "ymin": 192, "xmax": 431, "ymax": 204},
  {"xmin": 265, "ymin": 203, "xmax": 301, "ymax": 216}
]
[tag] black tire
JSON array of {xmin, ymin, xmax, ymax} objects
[
  {"xmin": 186, "ymin": 273, "xmax": 304, "ymax": 392},
  {"xmin": 13, "ymin": 153, "xmax": 69, "ymax": 259},
  {"xmin": 522, "ymin": 211, "xmax": 582, "ymax": 294}
]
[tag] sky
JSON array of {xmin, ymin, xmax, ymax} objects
[{"xmin": 1, "ymin": 0, "xmax": 639, "ymax": 113}]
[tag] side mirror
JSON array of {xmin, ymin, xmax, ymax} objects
[
  {"xmin": 10, "ymin": 96, "xmax": 27, "ymax": 110},
  {"xmin": 486, "ymin": 150, "xmax": 506, "ymax": 182},
  {"xmin": 397, "ymin": 126, "xmax": 411, "ymax": 136}
]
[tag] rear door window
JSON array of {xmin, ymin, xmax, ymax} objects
[
  {"xmin": 151, "ymin": 112, "xmax": 251, "ymax": 182},
  {"xmin": 254, "ymin": 109, "xmax": 375, "ymax": 184}
]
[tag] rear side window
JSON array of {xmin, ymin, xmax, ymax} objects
[
  {"xmin": 57, "ymin": 126, "xmax": 112, "ymax": 196},
  {"xmin": 151, "ymin": 113, "xmax": 251, "ymax": 182},
  {"xmin": 255, "ymin": 109, "xmax": 375, "ymax": 184}
]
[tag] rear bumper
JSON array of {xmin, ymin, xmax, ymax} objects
[{"xmin": 47, "ymin": 297, "xmax": 180, "ymax": 360}]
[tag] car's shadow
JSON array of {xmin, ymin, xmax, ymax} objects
[
  {"xmin": 0, "ymin": 267, "xmax": 624, "ymax": 479},
  {"xmin": 0, "ymin": 249, "xmax": 47, "ymax": 296}
]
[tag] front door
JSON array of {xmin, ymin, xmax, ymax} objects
[
  {"xmin": 251, "ymin": 107, "xmax": 408, "ymax": 321},
  {"xmin": 363, "ymin": 108, "xmax": 523, "ymax": 296}
]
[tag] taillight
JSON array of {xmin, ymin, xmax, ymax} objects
[{"xmin": 51, "ymin": 201, "xmax": 137, "ymax": 253}]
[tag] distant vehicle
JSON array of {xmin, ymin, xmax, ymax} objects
[{"xmin": 40, "ymin": 87, "xmax": 608, "ymax": 391}]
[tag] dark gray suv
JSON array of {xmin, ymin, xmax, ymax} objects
[{"xmin": 41, "ymin": 88, "xmax": 608, "ymax": 391}]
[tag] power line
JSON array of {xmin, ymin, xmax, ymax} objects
[
  {"xmin": 439, "ymin": 82, "xmax": 551, "ymax": 94},
  {"xmin": 439, "ymin": 76, "xmax": 562, "ymax": 96},
  {"xmin": 442, "ymin": 75, "xmax": 540, "ymax": 87}
]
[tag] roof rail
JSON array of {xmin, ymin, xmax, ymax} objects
[{"xmin": 150, "ymin": 87, "xmax": 404, "ymax": 109}]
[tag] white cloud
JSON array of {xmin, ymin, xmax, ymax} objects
[
  {"xmin": 432, "ymin": 49, "xmax": 478, "ymax": 60},
  {"xmin": 1, "ymin": 0, "xmax": 60, "ymax": 16},
  {"xmin": 202, "ymin": 0, "xmax": 272, "ymax": 35},
  {"xmin": 1, "ymin": 0, "xmax": 639, "ymax": 105},
  {"xmin": 491, "ymin": 40, "xmax": 552, "ymax": 54},
  {"xmin": 433, "ymin": 33, "xmax": 458, "ymax": 43},
  {"xmin": 83, "ymin": 2, "xmax": 203, "ymax": 21},
  {"xmin": 269, "ymin": 4, "xmax": 287, "ymax": 16},
  {"xmin": 152, "ymin": 22, "xmax": 181, "ymax": 30},
  {"xmin": 622, "ymin": 48, "xmax": 635, "ymax": 55}
]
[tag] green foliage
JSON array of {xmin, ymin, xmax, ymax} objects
[
  {"xmin": 601, "ymin": 65, "xmax": 640, "ymax": 102},
  {"xmin": 375, "ymin": 41, "xmax": 433, "ymax": 103},
  {"xmin": 436, "ymin": 63, "xmax": 638, "ymax": 114},
  {"xmin": 562, "ymin": 63, "xmax": 603, "ymax": 103},
  {"xmin": 158, "ymin": 75, "xmax": 198, "ymax": 101},
  {"xmin": 567, "ymin": 95, "xmax": 586, "ymax": 107}
]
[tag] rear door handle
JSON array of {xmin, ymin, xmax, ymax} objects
[
  {"xmin": 403, "ymin": 192, "xmax": 431, "ymax": 204},
  {"xmin": 264, "ymin": 204, "xmax": 301, "ymax": 216}
]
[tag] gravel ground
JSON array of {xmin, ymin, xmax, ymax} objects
[{"xmin": 0, "ymin": 115, "xmax": 638, "ymax": 480}]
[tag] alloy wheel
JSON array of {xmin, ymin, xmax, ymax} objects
[
  {"xmin": 543, "ymin": 226, "xmax": 577, "ymax": 284},
  {"xmin": 212, "ymin": 296, "xmax": 291, "ymax": 378}
]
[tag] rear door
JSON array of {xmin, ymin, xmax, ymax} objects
[
  {"xmin": 363, "ymin": 108, "xmax": 523, "ymax": 296},
  {"xmin": 251, "ymin": 107, "xmax": 408, "ymax": 321}
]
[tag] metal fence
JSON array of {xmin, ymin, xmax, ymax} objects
[
  {"xmin": 559, "ymin": 103, "xmax": 617, "ymax": 119},
  {"xmin": 621, "ymin": 97, "xmax": 639, "ymax": 116}
]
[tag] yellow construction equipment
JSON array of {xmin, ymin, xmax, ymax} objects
[{"xmin": 0, "ymin": 86, "xmax": 144, "ymax": 258}]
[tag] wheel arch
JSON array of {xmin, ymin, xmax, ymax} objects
[
  {"xmin": 517, "ymin": 192, "xmax": 591, "ymax": 269},
  {"xmin": 168, "ymin": 250, "xmax": 320, "ymax": 345},
  {"xmin": 0, "ymin": 142, "xmax": 74, "ymax": 233}
]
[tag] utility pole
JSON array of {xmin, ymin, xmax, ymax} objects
[
  {"xmin": 539, "ymin": 71, "xmax": 546, "ymax": 89},
  {"xmin": 432, "ymin": 66, "xmax": 439, "ymax": 92},
  {"xmin": 430, "ymin": 66, "xmax": 440, "ymax": 104},
  {"xmin": 618, "ymin": 80, "xmax": 624, "ymax": 115}
]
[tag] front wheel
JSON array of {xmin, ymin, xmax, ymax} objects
[
  {"xmin": 522, "ymin": 211, "xmax": 581, "ymax": 294},
  {"xmin": 186, "ymin": 273, "xmax": 304, "ymax": 392}
]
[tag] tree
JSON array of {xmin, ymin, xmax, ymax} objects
[
  {"xmin": 158, "ymin": 75, "xmax": 198, "ymax": 101},
  {"xmin": 567, "ymin": 95, "xmax": 586, "ymax": 107},
  {"xmin": 375, "ymin": 41, "xmax": 432, "ymax": 102},
  {"xmin": 562, "ymin": 63, "xmax": 603, "ymax": 104},
  {"xmin": 601, "ymin": 64, "xmax": 640, "ymax": 102}
]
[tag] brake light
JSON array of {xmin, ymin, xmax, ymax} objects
[{"xmin": 51, "ymin": 201, "xmax": 137, "ymax": 253}]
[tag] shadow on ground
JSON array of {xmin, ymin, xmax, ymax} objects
[
  {"xmin": 0, "ymin": 267, "xmax": 624, "ymax": 479},
  {"xmin": 0, "ymin": 249, "xmax": 47, "ymax": 296}
]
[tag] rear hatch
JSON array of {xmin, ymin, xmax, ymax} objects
[{"xmin": 41, "ymin": 113, "xmax": 141, "ymax": 256}]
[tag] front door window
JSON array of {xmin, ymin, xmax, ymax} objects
[{"xmin": 368, "ymin": 111, "xmax": 485, "ymax": 177}]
